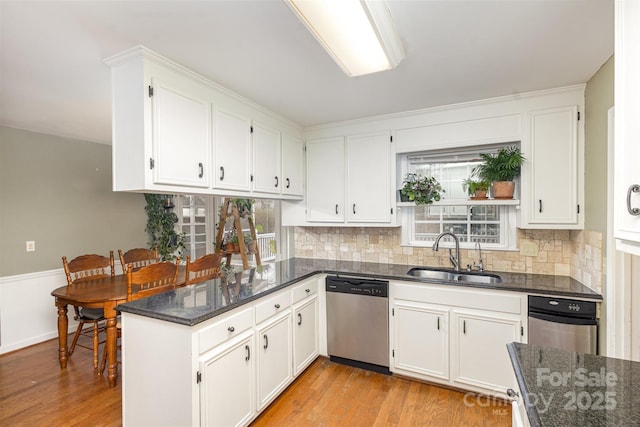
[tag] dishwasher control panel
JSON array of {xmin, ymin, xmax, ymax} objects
[{"xmin": 325, "ymin": 276, "xmax": 388, "ymax": 298}]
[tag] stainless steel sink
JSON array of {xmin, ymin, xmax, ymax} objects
[{"xmin": 406, "ymin": 268, "xmax": 502, "ymax": 284}]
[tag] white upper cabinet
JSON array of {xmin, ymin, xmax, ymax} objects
[
  {"xmin": 107, "ymin": 49, "xmax": 213, "ymax": 192},
  {"xmin": 151, "ymin": 78, "xmax": 211, "ymax": 188},
  {"xmin": 347, "ymin": 131, "xmax": 392, "ymax": 223},
  {"xmin": 306, "ymin": 137, "xmax": 346, "ymax": 222},
  {"xmin": 252, "ymin": 122, "xmax": 281, "ymax": 195},
  {"xmin": 106, "ymin": 46, "xmax": 303, "ymax": 199},
  {"xmin": 303, "ymin": 130, "xmax": 393, "ymax": 225},
  {"xmin": 213, "ymin": 109, "xmax": 252, "ymax": 192},
  {"xmin": 615, "ymin": 0, "xmax": 640, "ymax": 254},
  {"xmin": 281, "ymin": 134, "xmax": 304, "ymax": 197},
  {"xmin": 520, "ymin": 106, "xmax": 582, "ymax": 228}
]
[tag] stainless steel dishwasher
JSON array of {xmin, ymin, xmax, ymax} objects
[
  {"xmin": 326, "ymin": 275, "xmax": 390, "ymax": 374},
  {"xmin": 528, "ymin": 295, "xmax": 598, "ymax": 354}
]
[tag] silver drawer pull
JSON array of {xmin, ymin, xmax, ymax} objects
[
  {"xmin": 227, "ymin": 326, "xmax": 235, "ymax": 332},
  {"xmin": 627, "ymin": 184, "xmax": 640, "ymax": 215},
  {"xmin": 506, "ymin": 388, "xmax": 519, "ymax": 398}
]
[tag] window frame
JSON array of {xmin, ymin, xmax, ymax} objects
[
  {"xmin": 401, "ymin": 203, "xmax": 517, "ymax": 250},
  {"xmin": 398, "ymin": 143, "xmax": 520, "ymax": 251}
]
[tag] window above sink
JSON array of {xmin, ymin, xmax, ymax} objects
[{"xmin": 397, "ymin": 143, "xmax": 520, "ymax": 251}]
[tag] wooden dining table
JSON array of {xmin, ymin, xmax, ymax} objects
[{"xmin": 51, "ymin": 268, "xmax": 186, "ymax": 388}]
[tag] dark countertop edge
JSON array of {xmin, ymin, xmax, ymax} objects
[
  {"xmin": 117, "ymin": 272, "xmax": 319, "ymax": 326},
  {"xmin": 118, "ymin": 261, "xmax": 602, "ymax": 326},
  {"xmin": 507, "ymin": 342, "xmax": 542, "ymax": 427},
  {"xmin": 330, "ymin": 270, "xmax": 603, "ymax": 301}
]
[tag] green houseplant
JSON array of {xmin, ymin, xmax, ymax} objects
[
  {"xmin": 472, "ymin": 146, "xmax": 525, "ymax": 199},
  {"xmin": 233, "ymin": 198, "xmax": 254, "ymax": 217},
  {"xmin": 144, "ymin": 194, "xmax": 186, "ymax": 260},
  {"xmin": 400, "ymin": 173, "xmax": 445, "ymax": 205},
  {"xmin": 462, "ymin": 178, "xmax": 491, "ymax": 199}
]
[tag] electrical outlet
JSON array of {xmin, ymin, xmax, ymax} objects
[
  {"xmin": 520, "ymin": 241, "xmax": 539, "ymax": 257},
  {"xmin": 26, "ymin": 241, "xmax": 36, "ymax": 252}
]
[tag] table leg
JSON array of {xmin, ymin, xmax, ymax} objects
[
  {"xmin": 56, "ymin": 303, "xmax": 68, "ymax": 368},
  {"xmin": 104, "ymin": 304, "xmax": 118, "ymax": 388}
]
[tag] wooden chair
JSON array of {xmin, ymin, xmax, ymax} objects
[
  {"xmin": 184, "ymin": 253, "xmax": 222, "ymax": 286},
  {"xmin": 99, "ymin": 260, "xmax": 178, "ymax": 374},
  {"xmin": 126, "ymin": 260, "xmax": 179, "ymax": 301},
  {"xmin": 61, "ymin": 252, "xmax": 115, "ymax": 372},
  {"xmin": 118, "ymin": 247, "xmax": 159, "ymax": 274}
]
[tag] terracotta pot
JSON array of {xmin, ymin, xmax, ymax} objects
[
  {"xmin": 226, "ymin": 242, "xmax": 240, "ymax": 252},
  {"xmin": 470, "ymin": 189, "xmax": 488, "ymax": 200},
  {"xmin": 492, "ymin": 181, "xmax": 515, "ymax": 199}
]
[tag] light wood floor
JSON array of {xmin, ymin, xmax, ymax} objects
[
  {"xmin": 252, "ymin": 358, "xmax": 511, "ymax": 427},
  {"xmin": 0, "ymin": 338, "xmax": 510, "ymax": 426}
]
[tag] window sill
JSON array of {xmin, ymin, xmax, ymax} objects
[{"xmin": 397, "ymin": 198, "xmax": 519, "ymax": 207}]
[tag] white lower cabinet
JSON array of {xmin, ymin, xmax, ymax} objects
[
  {"xmin": 256, "ymin": 312, "xmax": 293, "ymax": 411},
  {"xmin": 391, "ymin": 281, "xmax": 524, "ymax": 397},
  {"xmin": 200, "ymin": 332, "xmax": 255, "ymax": 427},
  {"xmin": 123, "ymin": 275, "xmax": 527, "ymax": 426},
  {"xmin": 293, "ymin": 295, "xmax": 319, "ymax": 375},
  {"xmin": 392, "ymin": 301, "xmax": 449, "ymax": 381},
  {"xmin": 452, "ymin": 310, "xmax": 521, "ymax": 392}
]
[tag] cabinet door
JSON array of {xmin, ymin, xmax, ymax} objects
[
  {"xmin": 347, "ymin": 131, "xmax": 392, "ymax": 222},
  {"xmin": 152, "ymin": 77, "xmax": 211, "ymax": 187},
  {"xmin": 257, "ymin": 313, "xmax": 293, "ymax": 410},
  {"xmin": 200, "ymin": 334, "xmax": 255, "ymax": 427},
  {"xmin": 615, "ymin": 0, "xmax": 640, "ymax": 253},
  {"xmin": 392, "ymin": 301, "xmax": 449, "ymax": 381},
  {"xmin": 252, "ymin": 122, "xmax": 281, "ymax": 194},
  {"xmin": 214, "ymin": 109, "xmax": 252, "ymax": 191},
  {"xmin": 524, "ymin": 106, "xmax": 580, "ymax": 227},
  {"xmin": 293, "ymin": 296, "xmax": 318, "ymax": 376},
  {"xmin": 282, "ymin": 134, "xmax": 304, "ymax": 196},
  {"xmin": 306, "ymin": 137, "xmax": 345, "ymax": 222},
  {"xmin": 453, "ymin": 311, "xmax": 520, "ymax": 392}
]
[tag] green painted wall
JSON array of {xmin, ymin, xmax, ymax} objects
[
  {"xmin": 584, "ymin": 56, "xmax": 614, "ymax": 235},
  {"xmin": 0, "ymin": 126, "xmax": 147, "ymax": 276}
]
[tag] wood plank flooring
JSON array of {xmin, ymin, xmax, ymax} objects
[
  {"xmin": 0, "ymin": 335, "xmax": 121, "ymax": 426},
  {"xmin": 251, "ymin": 358, "xmax": 511, "ymax": 427},
  {"xmin": 0, "ymin": 338, "xmax": 511, "ymax": 426}
]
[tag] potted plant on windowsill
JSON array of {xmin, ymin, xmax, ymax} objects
[
  {"xmin": 400, "ymin": 173, "xmax": 445, "ymax": 205},
  {"xmin": 462, "ymin": 178, "xmax": 491, "ymax": 200},
  {"xmin": 473, "ymin": 146, "xmax": 525, "ymax": 199}
]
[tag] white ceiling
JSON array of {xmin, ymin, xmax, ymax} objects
[{"xmin": 0, "ymin": 0, "xmax": 614, "ymax": 145}]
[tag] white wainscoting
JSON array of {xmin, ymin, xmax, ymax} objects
[
  {"xmin": 0, "ymin": 263, "xmax": 125, "ymax": 355},
  {"xmin": 0, "ymin": 269, "xmax": 70, "ymax": 354}
]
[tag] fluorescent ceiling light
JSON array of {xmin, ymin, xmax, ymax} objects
[{"xmin": 284, "ymin": 0, "xmax": 405, "ymax": 77}]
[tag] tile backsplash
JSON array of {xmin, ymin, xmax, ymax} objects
[{"xmin": 293, "ymin": 227, "xmax": 603, "ymax": 293}]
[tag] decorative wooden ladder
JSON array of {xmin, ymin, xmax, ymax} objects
[{"xmin": 214, "ymin": 198, "xmax": 261, "ymax": 270}]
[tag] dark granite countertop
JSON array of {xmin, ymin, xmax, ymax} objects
[
  {"xmin": 508, "ymin": 342, "xmax": 640, "ymax": 427},
  {"xmin": 117, "ymin": 257, "xmax": 601, "ymax": 326}
]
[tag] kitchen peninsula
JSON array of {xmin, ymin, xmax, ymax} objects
[
  {"xmin": 117, "ymin": 257, "xmax": 601, "ymax": 426},
  {"xmin": 508, "ymin": 342, "xmax": 640, "ymax": 426}
]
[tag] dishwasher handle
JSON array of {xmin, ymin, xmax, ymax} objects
[{"xmin": 528, "ymin": 311, "xmax": 598, "ymax": 326}]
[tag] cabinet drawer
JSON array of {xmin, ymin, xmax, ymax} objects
[
  {"xmin": 255, "ymin": 291, "xmax": 292, "ymax": 324},
  {"xmin": 291, "ymin": 280, "xmax": 318, "ymax": 304},
  {"xmin": 198, "ymin": 307, "xmax": 253, "ymax": 354}
]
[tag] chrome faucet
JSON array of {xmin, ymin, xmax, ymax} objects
[
  {"xmin": 432, "ymin": 232, "xmax": 461, "ymax": 271},
  {"xmin": 475, "ymin": 241, "xmax": 484, "ymax": 271}
]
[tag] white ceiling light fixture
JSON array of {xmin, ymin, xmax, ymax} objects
[{"xmin": 284, "ymin": 0, "xmax": 405, "ymax": 77}]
